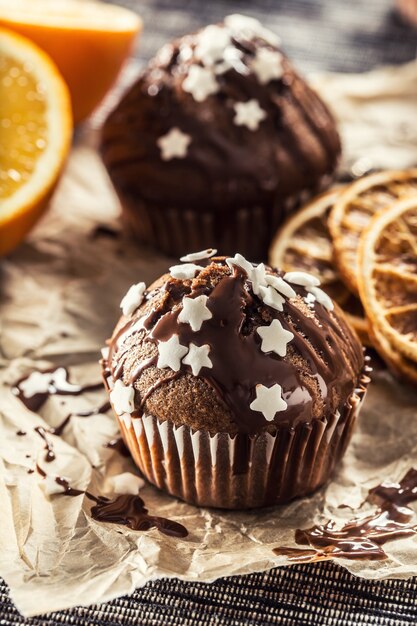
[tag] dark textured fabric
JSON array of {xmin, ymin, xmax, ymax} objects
[{"xmin": 2, "ymin": 0, "xmax": 417, "ymax": 623}]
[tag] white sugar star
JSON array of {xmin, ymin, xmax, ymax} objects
[
  {"xmin": 250, "ymin": 383, "xmax": 287, "ymax": 421},
  {"xmin": 224, "ymin": 14, "xmax": 280, "ymax": 47},
  {"xmin": 178, "ymin": 295, "xmax": 213, "ymax": 332},
  {"xmin": 250, "ymin": 263, "xmax": 268, "ymax": 295},
  {"xmin": 195, "ymin": 25, "xmax": 231, "ymax": 65},
  {"xmin": 233, "ymin": 99, "xmax": 266, "ymax": 131},
  {"xmin": 308, "ymin": 286, "xmax": 334, "ymax": 311},
  {"xmin": 182, "ymin": 343, "xmax": 213, "ymax": 376},
  {"xmin": 110, "ymin": 379, "xmax": 135, "ymax": 416},
  {"xmin": 256, "ymin": 319, "xmax": 294, "ymax": 357},
  {"xmin": 258, "ymin": 285, "xmax": 285, "ymax": 311},
  {"xmin": 157, "ymin": 128, "xmax": 191, "ymax": 161},
  {"xmin": 225, "ymin": 253, "xmax": 254, "ymax": 276},
  {"xmin": 183, "ymin": 65, "xmax": 219, "ymax": 102},
  {"xmin": 265, "ymin": 274, "xmax": 296, "ymax": 299},
  {"xmin": 180, "ymin": 248, "xmax": 217, "ymax": 262},
  {"xmin": 157, "ymin": 335, "xmax": 189, "ymax": 371},
  {"xmin": 120, "ymin": 282, "xmax": 146, "ymax": 316},
  {"xmin": 169, "ymin": 263, "xmax": 203, "ymax": 280},
  {"xmin": 284, "ymin": 271, "xmax": 320, "ymax": 288},
  {"xmin": 251, "ymin": 48, "xmax": 284, "ymax": 85},
  {"xmin": 19, "ymin": 371, "xmax": 53, "ymax": 398}
]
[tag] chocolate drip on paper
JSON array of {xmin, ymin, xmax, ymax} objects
[
  {"xmin": 107, "ymin": 262, "xmax": 364, "ymax": 434},
  {"xmin": 51, "ymin": 401, "xmax": 112, "ymax": 437},
  {"xmin": 274, "ymin": 468, "xmax": 417, "ymax": 562},
  {"xmin": 104, "ymin": 437, "xmax": 130, "ymax": 457},
  {"xmin": 13, "ymin": 367, "xmax": 102, "ymax": 413},
  {"xmin": 90, "ymin": 494, "xmax": 188, "ymax": 538},
  {"xmin": 34, "ymin": 426, "xmax": 56, "ymax": 463},
  {"xmin": 35, "ymin": 466, "xmax": 187, "ymax": 538}
]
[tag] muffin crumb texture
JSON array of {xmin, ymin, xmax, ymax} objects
[{"xmin": 103, "ymin": 251, "xmax": 365, "ymax": 436}]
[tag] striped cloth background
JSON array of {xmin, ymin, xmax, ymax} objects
[{"xmin": 2, "ymin": 0, "xmax": 417, "ymax": 623}]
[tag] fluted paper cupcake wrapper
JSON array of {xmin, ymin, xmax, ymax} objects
[
  {"xmin": 116, "ymin": 371, "xmax": 369, "ymax": 509},
  {"xmin": 119, "ymin": 176, "xmax": 331, "ymax": 260}
]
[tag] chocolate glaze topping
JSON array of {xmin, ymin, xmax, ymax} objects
[
  {"xmin": 101, "ymin": 17, "xmax": 340, "ymax": 258},
  {"xmin": 105, "ymin": 258, "xmax": 364, "ymax": 435},
  {"xmin": 274, "ymin": 468, "xmax": 417, "ymax": 562}
]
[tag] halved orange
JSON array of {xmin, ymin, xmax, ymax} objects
[
  {"xmin": 269, "ymin": 190, "xmax": 371, "ymax": 345},
  {"xmin": 0, "ymin": 0, "xmax": 142, "ymax": 124},
  {"xmin": 0, "ymin": 28, "xmax": 72, "ymax": 256},
  {"xmin": 359, "ymin": 195, "xmax": 417, "ymax": 362},
  {"xmin": 329, "ymin": 170, "xmax": 417, "ymax": 295}
]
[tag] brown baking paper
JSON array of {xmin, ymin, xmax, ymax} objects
[{"xmin": 1, "ymin": 61, "xmax": 417, "ymax": 617}]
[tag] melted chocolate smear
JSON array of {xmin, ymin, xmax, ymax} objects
[
  {"xmin": 35, "ymin": 468, "xmax": 187, "ymax": 538},
  {"xmin": 34, "ymin": 426, "xmax": 55, "ymax": 463},
  {"xmin": 13, "ymin": 367, "xmax": 103, "ymax": 413},
  {"xmin": 90, "ymin": 494, "xmax": 188, "ymax": 538},
  {"xmin": 104, "ymin": 437, "xmax": 130, "ymax": 457},
  {"xmin": 51, "ymin": 401, "xmax": 112, "ymax": 437},
  {"xmin": 274, "ymin": 468, "xmax": 417, "ymax": 562},
  {"xmin": 91, "ymin": 225, "xmax": 120, "ymax": 240}
]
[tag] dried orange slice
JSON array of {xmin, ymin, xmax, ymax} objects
[
  {"xmin": 0, "ymin": 28, "xmax": 72, "ymax": 256},
  {"xmin": 0, "ymin": 0, "xmax": 142, "ymax": 123},
  {"xmin": 269, "ymin": 190, "xmax": 371, "ymax": 345},
  {"xmin": 359, "ymin": 195, "xmax": 417, "ymax": 362},
  {"xmin": 369, "ymin": 325, "xmax": 417, "ymax": 386},
  {"xmin": 329, "ymin": 170, "xmax": 417, "ymax": 295}
]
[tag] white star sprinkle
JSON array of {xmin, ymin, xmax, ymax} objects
[
  {"xmin": 195, "ymin": 25, "xmax": 231, "ymax": 66},
  {"xmin": 265, "ymin": 274, "xmax": 296, "ymax": 298},
  {"xmin": 157, "ymin": 335, "xmax": 189, "ymax": 372},
  {"xmin": 224, "ymin": 14, "xmax": 281, "ymax": 47},
  {"xmin": 250, "ymin": 383, "xmax": 287, "ymax": 421},
  {"xmin": 256, "ymin": 319, "xmax": 294, "ymax": 357},
  {"xmin": 233, "ymin": 99, "xmax": 266, "ymax": 131},
  {"xmin": 183, "ymin": 343, "xmax": 213, "ymax": 376},
  {"xmin": 258, "ymin": 285, "xmax": 285, "ymax": 311},
  {"xmin": 250, "ymin": 263, "xmax": 268, "ymax": 295},
  {"xmin": 178, "ymin": 295, "xmax": 213, "ymax": 332},
  {"xmin": 157, "ymin": 128, "xmax": 191, "ymax": 161},
  {"xmin": 169, "ymin": 263, "xmax": 203, "ymax": 280},
  {"xmin": 308, "ymin": 286, "xmax": 334, "ymax": 311},
  {"xmin": 284, "ymin": 271, "xmax": 320, "ymax": 288},
  {"xmin": 225, "ymin": 253, "xmax": 254, "ymax": 276},
  {"xmin": 120, "ymin": 282, "xmax": 146, "ymax": 316},
  {"xmin": 183, "ymin": 65, "xmax": 219, "ymax": 102},
  {"xmin": 251, "ymin": 48, "xmax": 284, "ymax": 84},
  {"xmin": 110, "ymin": 379, "xmax": 135, "ymax": 416},
  {"xmin": 180, "ymin": 248, "xmax": 217, "ymax": 262},
  {"xmin": 18, "ymin": 371, "xmax": 53, "ymax": 398}
]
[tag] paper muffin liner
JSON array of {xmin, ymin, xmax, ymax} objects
[
  {"xmin": 115, "ymin": 369, "xmax": 370, "ymax": 510},
  {"xmin": 119, "ymin": 177, "xmax": 330, "ymax": 260}
]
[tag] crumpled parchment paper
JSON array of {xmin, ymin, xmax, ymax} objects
[{"xmin": 1, "ymin": 61, "xmax": 417, "ymax": 617}]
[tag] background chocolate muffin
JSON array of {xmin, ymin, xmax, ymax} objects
[
  {"xmin": 102, "ymin": 251, "xmax": 369, "ymax": 509},
  {"xmin": 101, "ymin": 15, "xmax": 341, "ymax": 260}
]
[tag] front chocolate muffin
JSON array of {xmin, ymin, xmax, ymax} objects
[
  {"xmin": 101, "ymin": 15, "xmax": 341, "ymax": 260},
  {"xmin": 102, "ymin": 251, "xmax": 369, "ymax": 509}
]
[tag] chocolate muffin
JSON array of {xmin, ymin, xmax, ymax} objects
[
  {"xmin": 102, "ymin": 250, "xmax": 369, "ymax": 509},
  {"xmin": 101, "ymin": 14, "xmax": 341, "ymax": 261}
]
